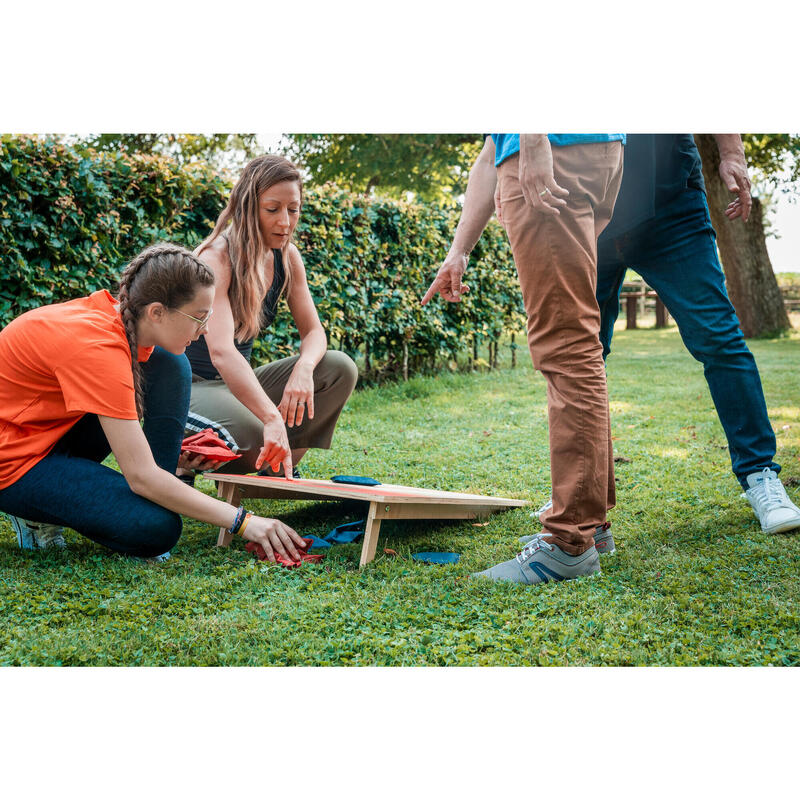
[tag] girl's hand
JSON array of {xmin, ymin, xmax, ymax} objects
[
  {"xmin": 278, "ymin": 360, "xmax": 315, "ymax": 428},
  {"xmin": 177, "ymin": 451, "xmax": 222, "ymax": 473},
  {"xmin": 242, "ymin": 515, "xmax": 306, "ymax": 562},
  {"xmin": 256, "ymin": 415, "xmax": 293, "ymax": 476}
]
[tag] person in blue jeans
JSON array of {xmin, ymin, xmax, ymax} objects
[
  {"xmin": 447, "ymin": 134, "xmax": 799, "ymax": 541},
  {"xmin": 0, "ymin": 243, "xmax": 308, "ymax": 562},
  {"xmin": 593, "ymin": 134, "xmax": 800, "ymax": 535}
]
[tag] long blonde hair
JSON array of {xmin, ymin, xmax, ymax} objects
[{"xmin": 195, "ymin": 155, "xmax": 303, "ymax": 340}]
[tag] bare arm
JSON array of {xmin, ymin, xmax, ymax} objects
[
  {"xmin": 278, "ymin": 245, "xmax": 328, "ymax": 428},
  {"xmin": 421, "ymin": 137, "xmax": 498, "ymax": 304},
  {"xmin": 99, "ymin": 416, "xmax": 307, "ymax": 561},
  {"xmin": 201, "ymin": 241, "xmax": 292, "ymax": 475},
  {"xmin": 202, "ymin": 242, "xmax": 283, "ymax": 425},
  {"xmin": 713, "ymin": 134, "xmax": 752, "ymax": 222}
]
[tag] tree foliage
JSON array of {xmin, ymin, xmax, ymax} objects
[
  {"xmin": 742, "ymin": 134, "xmax": 800, "ymax": 190},
  {"xmin": 76, "ymin": 134, "xmax": 262, "ymax": 172},
  {"xmin": 0, "ymin": 136, "xmax": 229, "ymax": 319},
  {"xmin": 1, "ymin": 136, "xmax": 523, "ymax": 382},
  {"xmin": 283, "ymin": 134, "xmax": 484, "ymax": 202}
]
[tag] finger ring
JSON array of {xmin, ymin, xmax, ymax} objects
[{"xmin": 539, "ymin": 188, "xmax": 550, "ymax": 196}]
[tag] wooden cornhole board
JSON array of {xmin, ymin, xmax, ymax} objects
[{"xmin": 212, "ymin": 474, "xmax": 530, "ymax": 567}]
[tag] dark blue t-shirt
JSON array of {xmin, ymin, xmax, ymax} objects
[{"xmin": 600, "ymin": 134, "xmax": 705, "ymax": 240}]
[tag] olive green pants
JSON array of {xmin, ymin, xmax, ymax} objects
[{"xmin": 187, "ymin": 350, "xmax": 358, "ymax": 474}]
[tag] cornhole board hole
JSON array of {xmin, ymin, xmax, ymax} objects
[{"xmin": 212, "ymin": 474, "xmax": 530, "ymax": 567}]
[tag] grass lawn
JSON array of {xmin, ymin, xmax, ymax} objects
[{"xmin": 1, "ymin": 323, "xmax": 799, "ymax": 666}]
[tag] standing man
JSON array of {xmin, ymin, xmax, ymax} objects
[
  {"xmin": 423, "ymin": 134, "xmax": 625, "ymax": 585},
  {"xmin": 593, "ymin": 134, "xmax": 800, "ymax": 534}
]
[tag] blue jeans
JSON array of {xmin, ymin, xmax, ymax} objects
[
  {"xmin": 596, "ymin": 187, "xmax": 779, "ymax": 489},
  {"xmin": 0, "ymin": 347, "xmax": 192, "ymax": 557}
]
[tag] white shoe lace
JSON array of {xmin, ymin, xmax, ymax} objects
[
  {"xmin": 517, "ymin": 533, "xmax": 554, "ymax": 563},
  {"xmin": 752, "ymin": 468, "xmax": 793, "ymax": 512}
]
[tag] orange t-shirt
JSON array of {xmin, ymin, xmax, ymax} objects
[{"xmin": 0, "ymin": 290, "xmax": 153, "ymax": 490}]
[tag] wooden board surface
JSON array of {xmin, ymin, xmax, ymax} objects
[{"xmin": 212, "ymin": 473, "xmax": 530, "ymax": 507}]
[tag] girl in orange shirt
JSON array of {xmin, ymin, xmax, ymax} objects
[{"xmin": 0, "ymin": 243, "xmax": 308, "ymax": 562}]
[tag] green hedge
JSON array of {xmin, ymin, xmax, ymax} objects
[
  {"xmin": 1, "ymin": 136, "xmax": 524, "ymax": 381},
  {"xmin": 0, "ymin": 136, "xmax": 228, "ymax": 319}
]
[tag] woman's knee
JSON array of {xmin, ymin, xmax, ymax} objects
[
  {"xmin": 318, "ymin": 350, "xmax": 359, "ymax": 394},
  {"xmin": 122, "ymin": 506, "xmax": 182, "ymax": 557},
  {"xmin": 144, "ymin": 347, "xmax": 192, "ymax": 396}
]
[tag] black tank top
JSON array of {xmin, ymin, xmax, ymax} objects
[{"xmin": 186, "ymin": 246, "xmax": 285, "ymax": 380}]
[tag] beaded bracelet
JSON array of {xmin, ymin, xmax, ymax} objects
[{"xmin": 227, "ymin": 505, "xmax": 248, "ymax": 536}]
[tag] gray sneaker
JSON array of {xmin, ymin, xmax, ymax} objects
[
  {"xmin": 530, "ymin": 498, "xmax": 553, "ymax": 518},
  {"xmin": 745, "ymin": 468, "xmax": 800, "ymax": 534},
  {"xmin": 472, "ymin": 534, "xmax": 600, "ymax": 585},
  {"xmin": 519, "ymin": 521, "xmax": 615, "ymax": 555},
  {"xmin": 7, "ymin": 515, "xmax": 67, "ymax": 550}
]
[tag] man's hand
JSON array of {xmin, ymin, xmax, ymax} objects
[
  {"xmin": 719, "ymin": 157, "xmax": 752, "ymax": 222},
  {"xmin": 714, "ymin": 134, "xmax": 752, "ymax": 223},
  {"xmin": 518, "ymin": 134, "xmax": 569, "ymax": 215},
  {"xmin": 421, "ymin": 253, "xmax": 471, "ymax": 305},
  {"xmin": 494, "ymin": 183, "xmax": 503, "ymax": 224}
]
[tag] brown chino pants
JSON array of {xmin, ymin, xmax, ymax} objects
[{"xmin": 497, "ymin": 142, "xmax": 623, "ymax": 554}]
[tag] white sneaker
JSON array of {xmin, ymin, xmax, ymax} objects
[{"xmin": 745, "ymin": 469, "xmax": 800, "ymax": 535}]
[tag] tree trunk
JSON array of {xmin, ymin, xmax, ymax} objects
[
  {"xmin": 694, "ymin": 134, "xmax": 791, "ymax": 337},
  {"xmin": 655, "ymin": 297, "xmax": 668, "ymax": 328}
]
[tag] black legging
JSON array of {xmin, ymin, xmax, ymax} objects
[{"xmin": 0, "ymin": 347, "xmax": 192, "ymax": 557}]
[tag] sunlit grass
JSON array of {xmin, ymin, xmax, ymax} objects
[{"xmin": 1, "ymin": 324, "xmax": 798, "ymax": 666}]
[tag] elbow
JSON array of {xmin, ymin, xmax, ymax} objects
[
  {"xmin": 125, "ymin": 468, "xmax": 158, "ymax": 498},
  {"xmin": 208, "ymin": 344, "xmax": 239, "ymax": 373}
]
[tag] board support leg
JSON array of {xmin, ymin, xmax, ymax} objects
[
  {"xmin": 359, "ymin": 501, "xmax": 382, "ymax": 567},
  {"xmin": 216, "ymin": 483, "xmax": 242, "ymax": 547}
]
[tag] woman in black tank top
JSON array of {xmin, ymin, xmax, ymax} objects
[{"xmin": 182, "ymin": 155, "xmax": 358, "ymax": 481}]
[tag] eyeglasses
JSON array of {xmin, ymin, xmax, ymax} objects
[{"xmin": 174, "ymin": 307, "xmax": 213, "ymax": 331}]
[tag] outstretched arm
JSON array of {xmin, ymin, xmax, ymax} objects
[
  {"xmin": 421, "ymin": 137, "xmax": 498, "ymax": 305},
  {"xmin": 281, "ymin": 244, "xmax": 328, "ymax": 429},
  {"xmin": 202, "ymin": 241, "xmax": 292, "ymax": 476},
  {"xmin": 100, "ymin": 416, "xmax": 307, "ymax": 562}
]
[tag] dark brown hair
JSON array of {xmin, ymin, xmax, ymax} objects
[{"xmin": 117, "ymin": 243, "xmax": 215, "ymax": 416}]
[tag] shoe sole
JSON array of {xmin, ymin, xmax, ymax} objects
[
  {"xmin": 9, "ymin": 516, "xmax": 35, "ymax": 549},
  {"xmin": 763, "ymin": 519, "xmax": 800, "ymax": 535},
  {"xmin": 471, "ymin": 568, "xmax": 602, "ymax": 584}
]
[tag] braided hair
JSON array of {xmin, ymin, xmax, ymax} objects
[{"xmin": 117, "ymin": 243, "xmax": 214, "ymax": 417}]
